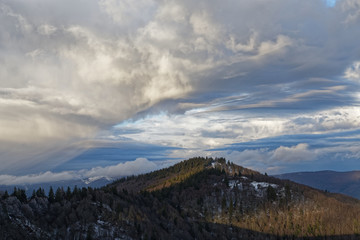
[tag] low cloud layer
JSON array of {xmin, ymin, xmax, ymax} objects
[
  {"xmin": 1, "ymin": 0, "xmax": 360, "ymax": 175},
  {"xmin": 0, "ymin": 158, "xmax": 159, "ymax": 185}
]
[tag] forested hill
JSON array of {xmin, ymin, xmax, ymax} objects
[
  {"xmin": 1, "ymin": 157, "xmax": 360, "ymax": 239},
  {"xmin": 111, "ymin": 157, "xmax": 259, "ymax": 192}
]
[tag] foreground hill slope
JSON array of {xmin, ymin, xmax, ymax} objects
[
  {"xmin": 275, "ymin": 170, "xmax": 360, "ymax": 199},
  {"xmin": 1, "ymin": 157, "xmax": 360, "ymax": 239}
]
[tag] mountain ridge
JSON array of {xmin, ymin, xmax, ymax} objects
[{"xmin": 275, "ymin": 170, "xmax": 360, "ymax": 199}]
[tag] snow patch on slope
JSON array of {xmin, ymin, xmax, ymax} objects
[{"xmin": 250, "ymin": 181, "xmax": 278, "ymax": 190}]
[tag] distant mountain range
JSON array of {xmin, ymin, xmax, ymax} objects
[
  {"xmin": 275, "ymin": 170, "xmax": 360, "ymax": 199},
  {"xmin": 0, "ymin": 176, "xmax": 114, "ymax": 196},
  {"xmin": 1, "ymin": 158, "xmax": 360, "ymax": 239}
]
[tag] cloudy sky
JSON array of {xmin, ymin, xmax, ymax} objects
[{"xmin": 1, "ymin": 0, "xmax": 360, "ymax": 185}]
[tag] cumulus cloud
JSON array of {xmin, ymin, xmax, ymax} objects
[
  {"xmin": 1, "ymin": 0, "xmax": 360, "ymax": 174},
  {"xmin": 208, "ymin": 144, "xmax": 316, "ymax": 174},
  {"xmin": 271, "ymin": 144, "xmax": 314, "ymax": 163}
]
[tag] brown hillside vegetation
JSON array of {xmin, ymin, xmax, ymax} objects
[{"xmin": 1, "ymin": 157, "xmax": 360, "ymax": 239}]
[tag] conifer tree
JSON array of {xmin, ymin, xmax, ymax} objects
[
  {"xmin": 221, "ymin": 196, "xmax": 227, "ymax": 213},
  {"xmin": 55, "ymin": 187, "xmax": 64, "ymax": 202},
  {"xmin": 229, "ymin": 195, "xmax": 234, "ymax": 219},
  {"xmin": 36, "ymin": 187, "xmax": 45, "ymax": 198},
  {"xmin": 66, "ymin": 186, "xmax": 72, "ymax": 200},
  {"xmin": 11, "ymin": 187, "xmax": 17, "ymax": 197},
  {"xmin": 19, "ymin": 189, "xmax": 27, "ymax": 203},
  {"xmin": 267, "ymin": 185, "xmax": 277, "ymax": 202},
  {"xmin": 48, "ymin": 186, "xmax": 55, "ymax": 203},
  {"xmin": 31, "ymin": 190, "xmax": 36, "ymax": 199},
  {"xmin": 2, "ymin": 190, "xmax": 9, "ymax": 199}
]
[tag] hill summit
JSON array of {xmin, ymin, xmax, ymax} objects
[{"xmin": 1, "ymin": 157, "xmax": 360, "ymax": 239}]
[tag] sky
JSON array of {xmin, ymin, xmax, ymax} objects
[{"xmin": 1, "ymin": 0, "xmax": 360, "ymax": 185}]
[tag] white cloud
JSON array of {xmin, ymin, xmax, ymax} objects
[
  {"xmin": 113, "ymin": 107, "xmax": 360, "ymax": 153},
  {"xmin": 210, "ymin": 144, "xmax": 319, "ymax": 174},
  {"xmin": 0, "ymin": 158, "xmax": 158, "ymax": 185},
  {"xmin": 0, "ymin": 171, "xmax": 76, "ymax": 186},
  {"xmin": 37, "ymin": 24, "xmax": 57, "ymax": 36},
  {"xmin": 226, "ymin": 32, "xmax": 257, "ymax": 53},
  {"xmin": 99, "ymin": 0, "xmax": 156, "ymax": 26},
  {"xmin": 271, "ymin": 143, "xmax": 314, "ymax": 163},
  {"xmin": 226, "ymin": 149, "xmax": 270, "ymax": 165},
  {"xmin": 341, "ymin": 0, "xmax": 360, "ymax": 23},
  {"xmin": 0, "ymin": 3, "xmax": 33, "ymax": 33},
  {"xmin": 344, "ymin": 61, "xmax": 360, "ymax": 80},
  {"xmin": 257, "ymin": 35, "xmax": 293, "ymax": 57},
  {"xmin": 82, "ymin": 158, "xmax": 158, "ymax": 178}
]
